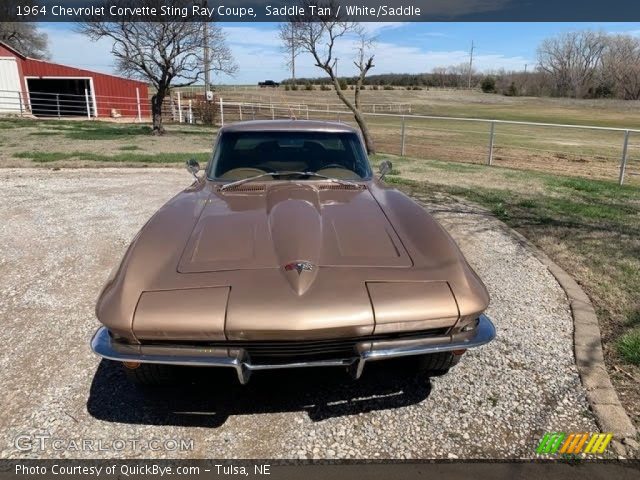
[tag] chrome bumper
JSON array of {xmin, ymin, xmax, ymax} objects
[{"xmin": 91, "ymin": 314, "xmax": 496, "ymax": 384}]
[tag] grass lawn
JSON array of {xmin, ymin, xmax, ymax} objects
[
  {"xmin": 0, "ymin": 118, "xmax": 215, "ymax": 167},
  {"xmin": 14, "ymin": 151, "xmax": 211, "ymax": 164},
  {"xmin": 375, "ymin": 155, "xmax": 640, "ymax": 425}
]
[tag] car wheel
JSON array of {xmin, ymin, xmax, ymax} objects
[
  {"xmin": 415, "ymin": 352, "xmax": 459, "ymax": 377},
  {"xmin": 122, "ymin": 362, "xmax": 176, "ymax": 386}
]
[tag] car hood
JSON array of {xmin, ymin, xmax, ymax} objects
[{"xmin": 178, "ymin": 182, "xmax": 412, "ymax": 275}]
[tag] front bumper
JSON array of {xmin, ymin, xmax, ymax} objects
[{"xmin": 91, "ymin": 314, "xmax": 496, "ymax": 384}]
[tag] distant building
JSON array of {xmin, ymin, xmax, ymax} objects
[{"xmin": 0, "ymin": 41, "xmax": 149, "ymax": 118}]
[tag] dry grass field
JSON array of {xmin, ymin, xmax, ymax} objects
[
  {"xmin": 218, "ymin": 87, "xmax": 640, "ymax": 127},
  {"xmin": 215, "ymin": 89, "xmax": 640, "ymax": 185}
]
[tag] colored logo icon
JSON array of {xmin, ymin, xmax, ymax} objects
[{"xmin": 536, "ymin": 432, "xmax": 612, "ymax": 455}]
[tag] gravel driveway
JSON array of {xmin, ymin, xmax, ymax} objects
[{"xmin": 0, "ymin": 168, "xmax": 598, "ymax": 459}]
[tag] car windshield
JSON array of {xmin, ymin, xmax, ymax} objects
[{"xmin": 208, "ymin": 130, "xmax": 372, "ymax": 181}]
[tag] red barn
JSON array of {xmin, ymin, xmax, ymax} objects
[{"xmin": 0, "ymin": 41, "xmax": 149, "ymax": 119}]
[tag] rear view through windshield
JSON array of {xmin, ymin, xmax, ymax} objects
[{"xmin": 209, "ymin": 131, "xmax": 372, "ymax": 180}]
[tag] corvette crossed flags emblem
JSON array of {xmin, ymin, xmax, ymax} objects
[{"xmin": 284, "ymin": 261, "xmax": 315, "ymax": 275}]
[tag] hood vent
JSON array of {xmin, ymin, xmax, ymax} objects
[
  {"xmin": 318, "ymin": 184, "xmax": 365, "ymax": 191},
  {"xmin": 218, "ymin": 184, "xmax": 267, "ymax": 193}
]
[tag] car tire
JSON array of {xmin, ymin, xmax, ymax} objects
[
  {"xmin": 415, "ymin": 352, "xmax": 457, "ymax": 377},
  {"xmin": 123, "ymin": 363, "xmax": 176, "ymax": 386}
]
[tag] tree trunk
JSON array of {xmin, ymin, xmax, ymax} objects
[
  {"xmin": 331, "ymin": 77, "xmax": 376, "ymax": 154},
  {"xmin": 151, "ymin": 92, "xmax": 166, "ymax": 135},
  {"xmin": 353, "ymin": 109, "xmax": 376, "ymax": 155}
]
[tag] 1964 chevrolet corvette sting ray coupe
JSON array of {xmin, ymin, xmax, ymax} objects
[{"xmin": 91, "ymin": 120, "xmax": 495, "ymax": 385}]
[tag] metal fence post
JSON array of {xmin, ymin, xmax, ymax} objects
[
  {"xmin": 271, "ymin": 104, "xmax": 275, "ymax": 120},
  {"xmin": 85, "ymin": 89, "xmax": 91, "ymax": 118},
  {"xmin": 56, "ymin": 94, "xmax": 60, "ymax": 119},
  {"xmin": 177, "ymin": 91, "xmax": 182, "ymax": 123},
  {"xmin": 219, "ymin": 97, "xmax": 224, "ymax": 126},
  {"xmin": 487, "ymin": 121, "xmax": 496, "ymax": 165},
  {"xmin": 136, "ymin": 87, "xmax": 142, "ymax": 122},
  {"xmin": 17, "ymin": 91, "xmax": 23, "ymax": 116},
  {"xmin": 401, "ymin": 115, "xmax": 406, "ymax": 156},
  {"xmin": 239, "ymin": 103, "xmax": 243, "ymax": 121},
  {"xmin": 619, "ymin": 130, "xmax": 630, "ymax": 185},
  {"xmin": 188, "ymin": 100, "xmax": 193, "ymax": 124}
]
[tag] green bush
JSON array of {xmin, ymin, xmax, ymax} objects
[
  {"xmin": 304, "ymin": 83, "xmax": 314, "ymax": 91},
  {"xmin": 339, "ymin": 79, "xmax": 348, "ymax": 90},
  {"xmin": 320, "ymin": 84, "xmax": 331, "ymax": 91},
  {"xmin": 481, "ymin": 76, "xmax": 496, "ymax": 93},
  {"xmin": 412, "ymin": 86, "xmax": 422, "ymax": 90},
  {"xmin": 291, "ymin": 84, "xmax": 298, "ymax": 91},
  {"xmin": 383, "ymin": 85, "xmax": 394, "ymax": 90}
]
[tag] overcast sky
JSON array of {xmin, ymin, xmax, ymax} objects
[{"xmin": 41, "ymin": 22, "xmax": 640, "ymax": 84}]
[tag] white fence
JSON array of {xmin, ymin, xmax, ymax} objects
[
  {"xmin": 1, "ymin": 85, "xmax": 638, "ymax": 185},
  {"xmin": 0, "ymin": 88, "xmax": 150, "ymax": 120},
  {"xmin": 217, "ymin": 98, "xmax": 640, "ymax": 186}
]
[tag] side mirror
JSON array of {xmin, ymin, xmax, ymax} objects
[
  {"xmin": 186, "ymin": 158, "xmax": 200, "ymax": 180},
  {"xmin": 378, "ymin": 160, "xmax": 393, "ymax": 180}
]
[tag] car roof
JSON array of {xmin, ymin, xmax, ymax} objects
[{"xmin": 219, "ymin": 120, "xmax": 359, "ymax": 134}]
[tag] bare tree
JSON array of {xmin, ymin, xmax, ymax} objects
[
  {"xmin": 0, "ymin": 23, "xmax": 49, "ymax": 59},
  {"xmin": 288, "ymin": 3, "xmax": 377, "ymax": 153},
  {"xmin": 537, "ymin": 31, "xmax": 606, "ymax": 98},
  {"xmin": 447, "ymin": 63, "xmax": 476, "ymax": 88},
  {"xmin": 432, "ymin": 67, "xmax": 447, "ymax": 88},
  {"xmin": 602, "ymin": 34, "xmax": 640, "ymax": 100},
  {"xmin": 278, "ymin": 23, "xmax": 301, "ymax": 87},
  {"xmin": 77, "ymin": 1, "xmax": 236, "ymax": 134}
]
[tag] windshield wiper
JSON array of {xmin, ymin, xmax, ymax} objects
[{"xmin": 219, "ymin": 171, "xmax": 361, "ymax": 191}]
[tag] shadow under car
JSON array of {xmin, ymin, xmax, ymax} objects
[{"xmin": 86, "ymin": 358, "xmax": 434, "ymax": 428}]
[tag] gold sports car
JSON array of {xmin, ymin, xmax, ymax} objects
[{"xmin": 91, "ymin": 120, "xmax": 495, "ymax": 385}]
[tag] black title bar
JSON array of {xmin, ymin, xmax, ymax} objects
[
  {"xmin": 2, "ymin": 0, "xmax": 640, "ymax": 22},
  {"xmin": 1, "ymin": 459, "xmax": 640, "ymax": 480}
]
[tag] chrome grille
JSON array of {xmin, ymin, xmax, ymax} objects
[{"xmin": 148, "ymin": 328, "xmax": 449, "ymax": 364}]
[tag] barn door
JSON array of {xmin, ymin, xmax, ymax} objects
[
  {"xmin": 0, "ymin": 58, "xmax": 23, "ymax": 113},
  {"xmin": 27, "ymin": 78, "xmax": 93, "ymax": 118}
]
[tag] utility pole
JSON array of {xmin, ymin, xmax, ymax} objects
[
  {"xmin": 467, "ymin": 40, "xmax": 474, "ymax": 89},
  {"xmin": 203, "ymin": 0, "xmax": 211, "ymax": 96},
  {"xmin": 290, "ymin": 25, "xmax": 296, "ymax": 87}
]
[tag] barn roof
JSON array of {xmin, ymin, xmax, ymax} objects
[
  {"xmin": 0, "ymin": 41, "xmax": 27, "ymax": 60},
  {"xmin": 0, "ymin": 40, "xmax": 148, "ymax": 87}
]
